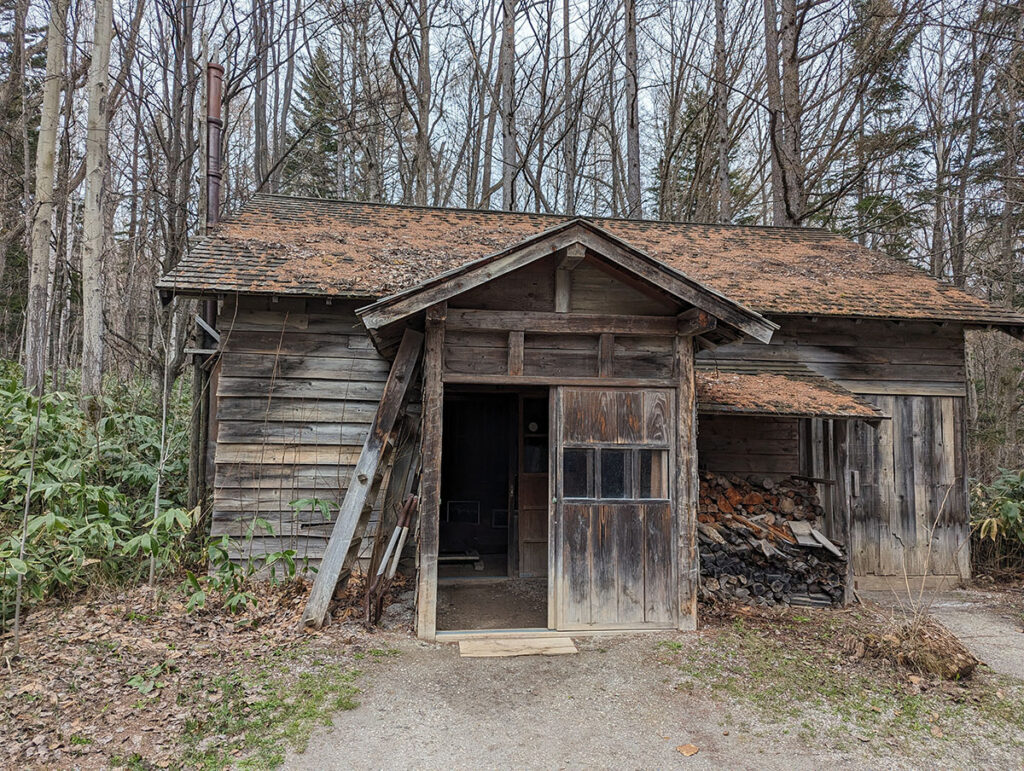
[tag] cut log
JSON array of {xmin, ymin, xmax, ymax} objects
[{"xmin": 697, "ymin": 472, "xmax": 848, "ymax": 609}]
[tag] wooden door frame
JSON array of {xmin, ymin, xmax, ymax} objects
[{"xmin": 417, "ymin": 312, "xmax": 700, "ymax": 640}]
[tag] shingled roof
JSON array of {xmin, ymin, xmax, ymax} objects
[
  {"xmin": 695, "ymin": 361, "xmax": 883, "ymax": 419},
  {"xmin": 158, "ymin": 193, "xmax": 1024, "ymax": 327}
]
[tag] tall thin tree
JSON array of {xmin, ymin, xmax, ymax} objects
[
  {"xmin": 624, "ymin": 0, "xmax": 641, "ymax": 217},
  {"xmin": 24, "ymin": 0, "xmax": 69, "ymax": 395},
  {"xmin": 81, "ymin": 0, "xmax": 115, "ymax": 412}
]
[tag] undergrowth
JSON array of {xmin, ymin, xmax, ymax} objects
[
  {"xmin": 0, "ymin": 360, "xmax": 302, "ymax": 627},
  {"xmin": 181, "ymin": 656, "xmax": 362, "ymax": 768},
  {"xmin": 972, "ymin": 469, "xmax": 1024, "ymax": 577},
  {"xmin": 0, "ymin": 361, "xmax": 193, "ymax": 621}
]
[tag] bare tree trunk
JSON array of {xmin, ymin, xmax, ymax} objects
[
  {"xmin": 624, "ymin": 0, "xmax": 641, "ymax": 217},
  {"xmin": 930, "ymin": 18, "xmax": 947, "ymax": 277},
  {"xmin": 81, "ymin": 0, "xmax": 114, "ymax": 414},
  {"xmin": 713, "ymin": 0, "xmax": 731, "ymax": 223},
  {"xmin": 336, "ymin": 35, "xmax": 347, "ymax": 198},
  {"xmin": 413, "ymin": 0, "xmax": 431, "ymax": 205},
  {"xmin": 762, "ymin": 0, "xmax": 787, "ymax": 225},
  {"xmin": 500, "ymin": 0, "xmax": 516, "ymax": 210},
  {"xmin": 778, "ymin": 0, "xmax": 804, "ymax": 223},
  {"xmin": 24, "ymin": 0, "xmax": 68, "ymax": 395},
  {"xmin": 562, "ymin": 0, "xmax": 577, "ymax": 213}
]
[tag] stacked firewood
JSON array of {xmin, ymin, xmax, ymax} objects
[{"xmin": 697, "ymin": 473, "xmax": 846, "ymax": 608}]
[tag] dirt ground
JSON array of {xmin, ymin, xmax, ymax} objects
[
  {"xmin": 285, "ymin": 633, "xmax": 864, "ymax": 771},
  {"xmin": 436, "ymin": 578, "xmax": 547, "ymax": 630},
  {"xmin": 286, "ymin": 587, "xmax": 1024, "ymax": 771}
]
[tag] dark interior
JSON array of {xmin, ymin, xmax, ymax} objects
[
  {"xmin": 439, "ymin": 393, "xmax": 515, "ymax": 577},
  {"xmin": 437, "ymin": 389, "xmax": 549, "ymax": 630}
]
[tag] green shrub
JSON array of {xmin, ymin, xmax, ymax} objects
[
  {"xmin": 971, "ymin": 469, "xmax": 1024, "ymax": 576},
  {"xmin": 0, "ymin": 361, "xmax": 193, "ymax": 620}
]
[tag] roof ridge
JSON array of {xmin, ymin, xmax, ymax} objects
[{"xmin": 249, "ymin": 192, "xmax": 831, "ymax": 234}]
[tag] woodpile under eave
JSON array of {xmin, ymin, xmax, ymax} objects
[{"xmin": 698, "ymin": 472, "xmax": 847, "ymax": 608}]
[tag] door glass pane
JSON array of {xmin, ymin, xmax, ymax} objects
[
  {"xmin": 563, "ymin": 448, "xmax": 593, "ymax": 498},
  {"xmin": 522, "ymin": 397, "xmax": 548, "ymax": 435},
  {"xmin": 639, "ymin": 449, "xmax": 669, "ymax": 499},
  {"xmin": 600, "ymin": 449, "xmax": 630, "ymax": 499},
  {"xmin": 523, "ymin": 436, "xmax": 548, "ymax": 473}
]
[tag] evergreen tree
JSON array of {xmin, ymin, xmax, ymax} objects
[
  {"xmin": 282, "ymin": 46, "xmax": 342, "ymax": 197},
  {"xmin": 836, "ymin": 0, "xmax": 924, "ymax": 259}
]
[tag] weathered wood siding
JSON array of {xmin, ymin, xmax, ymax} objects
[
  {"xmin": 845, "ymin": 395, "xmax": 969, "ymax": 578},
  {"xmin": 700, "ymin": 317, "xmax": 965, "ymax": 396},
  {"xmin": 697, "ymin": 415, "xmax": 801, "ymax": 480},
  {"xmin": 212, "ymin": 297, "xmax": 391, "ymax": 561}
]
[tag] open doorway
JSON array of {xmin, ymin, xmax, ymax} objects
[{"xmin": 436, "ymin": 389, "xmax": 549, "ymax": 631}]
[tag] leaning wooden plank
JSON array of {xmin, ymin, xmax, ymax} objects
[
  {"xmin": 458, "ymin": 637, "xmax": 578, "ymax": 658},
  {"xmin": 810, "ymin": 526, "xmax": 845, "ymax": 558},
  {"xmin": 787, "ymin": 520, "xmax": 821, "ymax": 548},
  {"xmin": 301, "ymin": 328, "xmax": 424, "ymax": 628}
]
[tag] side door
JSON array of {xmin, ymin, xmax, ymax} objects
[{"xmin": 552, "ymin": 387, "xmax": 676, "ymax": 630}]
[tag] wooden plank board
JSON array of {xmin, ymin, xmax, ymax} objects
[
  {"xmin": 675, "ymin": 335, "xmax": 697, "ymax": 630},
  {"xmin": 302, "ymin": 327, "xmax": 424, "ymax": 628},
  {"xmin": 416, "ymin": 303, "xmax": 446, "ymax": 641},
  {"xmin": 458, "ymin": 637, "xmax": 578, "ymax": 657},
  {"xmin": 446, "ymin": 308, "xmax": 678, "ymax": 335}
]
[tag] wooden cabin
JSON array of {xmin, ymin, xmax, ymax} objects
[{"xmin": 158, "ymin": 194, "xmax": 1024, "ymax": 639}]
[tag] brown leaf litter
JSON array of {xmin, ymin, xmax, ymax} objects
[{"xmin": 0, "ymin": 574, "xmax": 405, "ymax": 769}]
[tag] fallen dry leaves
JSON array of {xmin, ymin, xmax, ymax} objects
[{"xmin": 0, "ymin": 574, "xmax": 400, "ymax": 769}]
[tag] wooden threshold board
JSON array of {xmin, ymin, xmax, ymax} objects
[
  {"xmin": 458, "ymin": 636, "xmax": 578, "ymax": 658},
  {"xmin": 436, "ymin": 626, "xmax": 672, "ymax": 642}
]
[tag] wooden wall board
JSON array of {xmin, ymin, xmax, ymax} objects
[
  {"xmin": 211, "ymin": 298, "xmax": 393, "ymax": 564},
  {"xmin": 699, "ymin": 317, "xmax": 966, "ymax": 396},
  {"xmin": 697, "ymin": 415, "xmax": 801, "ymax": 479},
  {"xmin": 836, "ymin": 394, "xmax": 969, "ymax": 579},
  {"xmin": 569, "ymin": 258, "xmax": 678, "ymax": 316}
]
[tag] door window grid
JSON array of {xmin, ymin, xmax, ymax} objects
[{"xmin": 562, "ymin": 446, "xmax": 670, "ymax": 501}]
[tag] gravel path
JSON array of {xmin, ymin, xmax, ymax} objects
[
  {"xmin": 285, "ymin": 585, "xmax": 1024, "ymax": 770},
  {"xmin": 285, "ymin": 633, "xmax": 868, "ymax": 771}
]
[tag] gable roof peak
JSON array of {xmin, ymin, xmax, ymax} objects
[{"xmin": 357, "ymin": 216, "xmax": 777, "ymax": 345}]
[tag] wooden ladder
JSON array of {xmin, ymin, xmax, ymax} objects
[
  {"xmin": 331, "ymin": 432, "xmax": 398, "ymax": 590},
  {"xmin": 302, "ymin": 328, "xmax": 424, "ymax": 628}
]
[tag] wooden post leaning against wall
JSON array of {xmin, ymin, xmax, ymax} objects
[
  {"xmin": 416, "ymin": 302, "xmax": 447, "ymax": 640},
  {"xmin": 674, "ymin": 334, "xmax": 698, "ymax": 630}
]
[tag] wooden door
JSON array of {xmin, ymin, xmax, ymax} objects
[
  {"xmin": 553, "ymin": 387, "xmax": 675, "ymax": 629},
  {"xmin": 518, "ymin": 395, "xmax": 549, "ymax": 576}
]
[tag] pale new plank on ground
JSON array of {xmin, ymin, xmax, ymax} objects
[{"xmin": 458, "ymin": 636, "xmax": 578, "ymax": 657}]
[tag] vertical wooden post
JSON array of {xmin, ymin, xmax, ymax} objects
[
  {"xmin": 548, "ymin": 387, "xmax": 562, "ymax": 630},
  {"xmin": 508, "ymin": 330, "xmax": 524, "ymax": 376},
  {"xmin": 674, "ymin": 334, "xmax": 698, "ymax": 630},
  {"xmin": 833, "ymin": 420, "xmax": 855, "ymax": 605},
  {"xmin": 598, "ymin": 333, "xmax": 614, "ymax": 377},
  {"xmin": 416, "ymin": 302, "xmax": 446, "ymax": 640}
]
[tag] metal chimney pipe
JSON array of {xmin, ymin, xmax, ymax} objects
[{"xmin": 205, "ymin": 62, "xmax": 224, "ymax": 233}]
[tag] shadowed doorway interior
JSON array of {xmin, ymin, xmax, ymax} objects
[{"xmin": 436, "ymin": 390, "xmax": 549, "ymax": 631}]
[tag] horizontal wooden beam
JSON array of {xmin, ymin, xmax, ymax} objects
[
  {"xmin": 677, "ymin": 308, "xmax": 717, "ymax": 337},
  {"xmin": 446, "ymin": 309, "xmax": 678, "ymax": 335},
  {"xmin": 443, "ymin": 373, "xmax": 677, "ymax": 388}
]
